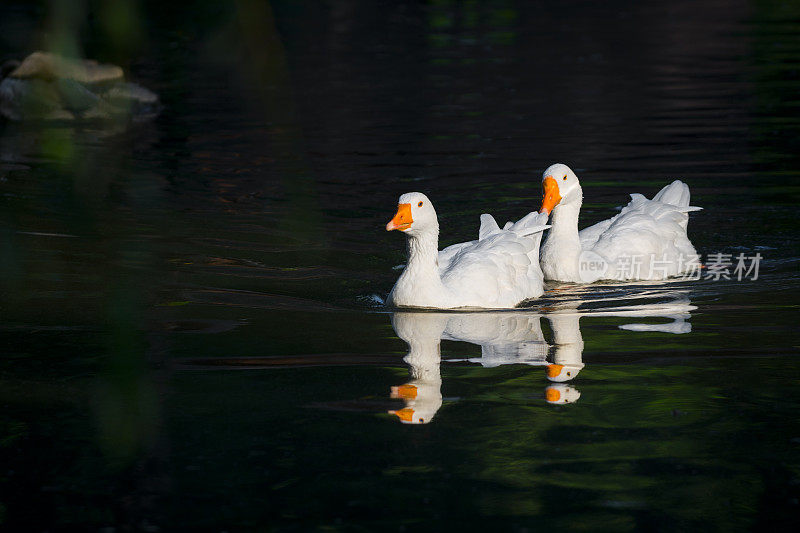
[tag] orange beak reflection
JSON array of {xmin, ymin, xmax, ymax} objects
[
  {"xmin": 545, "ymin": 387, "xmax": 561, "ymax": 403},
  {"xmin": 540, "ymin": 176, "xmax": 562, "ymax": 215},
  {"xmin": 388, "ymin": 408, "xmax": 415, "ymax": 422},
  {"xmin": 386, "ymin": 203, "xmax": 413, "ymax": 231},
  {"xmin": 546, "ymin": 364, "xmax": 564, "ymax": 378},
  {"xmin": 391, "ymin": 384, "xmax": 418, "ymax": 400}
]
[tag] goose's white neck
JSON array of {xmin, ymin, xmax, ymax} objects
[
  {"xmin": 548, "ymin": 313, "xmax": 585, "ymax": 366},
  {"xmin": 548, "ymin": 313, "xmax": 583, "ymax": 346},
  {"xmin": 405, "ymin": 339, "xmax": 442, "ymax": 383},
  {"xmin": 550, "ymin": 198, "xmax": 582, "ymax": 236},
  {"xmin": 388, "ymin": 228, "xmax": 450, "ymax": 308},
  {"xmin": 406, "ymin": 228, "xmax": 439, "ymax": 270},
  {"xmin": 541, "ymin": 194, "xmax": 583, "ymax": 282}
]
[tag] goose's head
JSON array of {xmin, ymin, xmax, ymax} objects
[
  {"xmin": 386, "ymin": 192, "xmax": 438, "ymax": 236},
  {"xmin": 540, "ymin": 163, "xmax": 582, "ymax": 215}
]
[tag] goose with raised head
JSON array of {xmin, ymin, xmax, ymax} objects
[
  {"xmin": 386, "ymin": 192, "xmax": 550, "ymax": 309},
  {"xmin": 538, "ymin": 163, "xmax": 701, "ymax": 282}
]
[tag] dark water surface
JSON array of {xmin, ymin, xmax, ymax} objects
[{"xmin": 1, "ymin": 0, "xmax": 800, "ymax": 530}]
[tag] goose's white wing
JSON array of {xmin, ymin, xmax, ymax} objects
[
  {"xmin": 438, "ymin": 214, "xmax": 502, "ymax": 272},
  {"xmin": 440, "ymin": 233, "xmax": 533, "ymax": 307},
  {"xmin": 409, "ymin": 211, "xmax": 550, "ymax": 308},
  {"xmin": 580, "ymin": 181, "xmax": 701, "ymax": 279},
  {"xmin": 578, "ymin": 194, "xmax": 648, "ymax": 250},
  {"xmin": 440, "ymin": 215, "xmax": 549, "ymax": 308}
]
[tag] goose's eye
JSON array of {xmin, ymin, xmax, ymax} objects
[
  {"xmin": 563, "ymin": 175, "xmax": 568, "ymax": 180},
  {"xmin": 418, "ymin": 201, "xmax": 423, "ymax": 207}
]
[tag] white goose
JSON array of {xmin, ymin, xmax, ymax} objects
[
  {"xmin": 538, "ymin": 163, "xmax": 701, "ymax": 282},
  {"xmin": 386, "ymin": 192, "xmax": 550, "ymax": 309}
]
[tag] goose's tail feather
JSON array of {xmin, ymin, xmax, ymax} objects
[{"xmin": 653, "ymin": 179, "xmax": 702, "ymax": 211}]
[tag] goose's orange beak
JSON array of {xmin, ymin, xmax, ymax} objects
[
  {"xmin": 386, "ymin": 203, "xmax": 413, "ymax": 231},
  {"xmin": 388, "ymin": 408, "xmax": 415, "ymax": 422},
  {"xmin": 540, "ymin": 176, "xmax": 562, "ymax": 215},
  {"xmin": 545, "ymin": 387, "xmax": 561, "ymax": 403},
  {"xmin": 546, "ymin": 364, "xmax": 564, "ymax": 379},
  {"xmin": 391, "ymin": 384, "xmax": 418, "ymax": 400}
]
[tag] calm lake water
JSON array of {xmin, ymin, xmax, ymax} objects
[{"xmin": 1, "ymin": 0, "xmax": 799, "ymax": 530}]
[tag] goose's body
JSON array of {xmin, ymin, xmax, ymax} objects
[
  {"xmin": 538, "ymin": 164, "xmax": 701, "ymax": 282},
  {"xmin": 386, "ymin": 193, "xmax": 549, "ymax": 309}
]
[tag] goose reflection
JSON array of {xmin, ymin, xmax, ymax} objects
[
  {"xmin": 388, "ymin": 311, "xmax": 549, "ymax": 424},
  {"xmin": 387, "ymin": 313, "xmax": 446, "ymax": 424},
  {"xmin": 388, "ymin": 297, "xmax": 696, "ymax": 422},
  {"xmin": 544, "ymin": 298, "xmax": 695, "ymax": 403},
  {"xmin": 544, "ymin": 299, "xmax": 694, "ymax": 394},
  {"xmin": 545, "ymin": 312, "xmax": 585, "ymax": 382}
]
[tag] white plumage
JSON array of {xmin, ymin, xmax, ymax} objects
[
  {"xmin": 386, "ymin": 192, "xmax": 549, "ymax": 309},
  {"xmin": 538, "ymin": 163, "xmax": 701, "ymax": 282}
]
